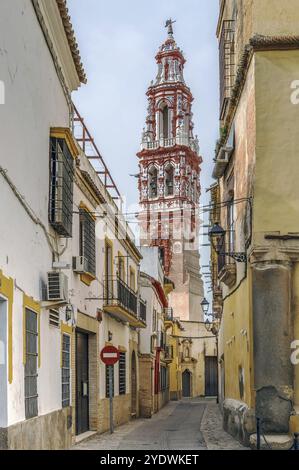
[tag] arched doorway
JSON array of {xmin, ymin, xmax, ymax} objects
[
  {"xmin": 131, "ymin": 351, "xmax": 137, "ymax": 417},
  {"xmin": 182, "ymin": 369, "xmax": 191, "ymax": 397}
]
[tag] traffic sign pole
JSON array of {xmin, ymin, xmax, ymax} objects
[
  {"xmin": 109, "ymin": 365, "xmax": 114, "ymax": 434},
  {"xmin": 100, "ymin": 346, "xmax": 120, "ymax": 435}
]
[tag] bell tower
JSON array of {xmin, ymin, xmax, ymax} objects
[{"xmin": 137, "ymin": 20, "xmax": 204, "ymax": 321}]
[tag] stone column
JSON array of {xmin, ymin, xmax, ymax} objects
[
  {"xmin": 252, "ymin": 261, "xmax": 293, "ymax": 433},
  {"xmin": 292, "ymin": 263, "xmax": 299, "ymax": 425}
]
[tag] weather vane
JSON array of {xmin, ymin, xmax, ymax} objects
[{"xmin": 165, "ymin": 18, "xmax": 176, "ymax": 37}]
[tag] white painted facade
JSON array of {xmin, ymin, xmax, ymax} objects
[{"xmin": 0, "ymin": 0, "xmax": 144, "ymax": 448}]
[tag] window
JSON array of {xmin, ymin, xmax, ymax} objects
[
  {"xmin": 165, "ymin": 164, "xmax": 174, "ymax": 196},
  {"xmin": 25, "ymin": 309, "xmax": 38, "ymax": 419},
  {"xmin": 79, "ymin": 209, "xmax": 96, "ymax": 276},
  {"xmin": 148, "ymin": 166, "xmax": 158, "ymax": 199},
  {"xmin": 118, "ymin": 255, "xmax": 125, "ymax": 281},
  {"xmin": 219, "ymin": 20, "xmax": 235, "ymax": 119},
  {"xmin": 162, "ymin": 105, "xmax": 169, "ymax": 139},
  {"xmin": 62, "ymin": 334, "xmax": 71, "ymax": 407},
  {"xmin": 105, "ymin": 240, "xmax": 113, "ymax": 300},
  {"xmin": 106, "ymin": 365, "xmax": 114, "ymax": 397},
  {"xmin": 150, "ymin": 335, "xmax": 155, "ymax": 354},
  {"xmin": 129, "ymin": 267, "xmax": 135, "ymax": 291},
  {"xmin": 49, "ymin": 309, "xmax": 60, "ymax": 328},
  {"xmin": 49, "ymin": 137, "xmax": 74, "ymax": 237},
  {"xmin": 119, "ymin": 352, "xmax": 126, "ymax": 395},
  {"xmin": 152, "ymin": 309, "xmax": 157, "ymax": 332}
]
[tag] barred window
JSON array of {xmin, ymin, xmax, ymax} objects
[
  {"xmin": 106, "ymin": 365, "xmax": 114, "ymax": 398},
  {"xmin": 119, "ymin": 352, "xmax": 126, "ymax": 395},
  {"xmin": 79, "ymin": 209, "xmax": 96, "ymax": 276},
  {"xmin": 49, "ymin": 137, "xmax": 74, "ymax": 238},
  {"xmin": 62, "ymin": 334, "xmax": 71, "ymax": 408},
  {"xmin": 25, "ymin": 309, "xmax": 38, "ymax": 419}
]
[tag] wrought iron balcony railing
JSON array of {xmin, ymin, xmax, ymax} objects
[
  {"xmin": 104, "ymin": 276, "xmax": 147, "ymax": 323},
  {"xmin": 104, "ymin": 276, "xmax": 137, "ymax": 316},
  {"xmin": 164, "ymin": 307, "xmax": 174, "ymax": 321}
]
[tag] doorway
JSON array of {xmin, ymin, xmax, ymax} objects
[
  {"xmin": 76, "ymin": 331, "xmax": 89, "ymax": 435},
  {"xmin": 205, "ymin": 356, "xmax": 218, "ymax": 397},
  {"xmin": 182, "ymin": 369, "xmax": 191, "ymax": 397},
  {"xmin": 131, "ymin": 351, "xmax": 137, "ymax": 416}
]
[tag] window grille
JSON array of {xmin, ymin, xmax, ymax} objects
[
  {"xmin": 106, "ymin": 365, "xmax": 114, "ymax": 398},
  {"xmin": 25, "ymin": 309, "xmax": 38, "ymax": 419},
  {"xmin": 79, "ymin": 209, "xmax": 96, "ymax": 276},
  {"xmin": 119, "ymin": 352, "xmax": 126, "ymax": 395},
  {"xmin": 49, "ymin": 309, "xmax": 60, "ymax": 328},
  {"xmin": 49, "ymin": 137, "xmax": 74, "ymax": 237},
  {"xmin": 219, "ymin": 20, "xmax": 235, "ymax": 119},
  {"xmin": 62, "ymin": 334, "xmax": 71, "ymax": 407}
]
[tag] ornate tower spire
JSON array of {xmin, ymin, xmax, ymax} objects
[{"xmin": 137, "ymin": 22, "xmax": 204, "ymax": 321}]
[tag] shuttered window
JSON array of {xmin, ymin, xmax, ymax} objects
[
  {"xmin": 62, "ymin": 334, "xmax": 71, "ymax": 407},
  {"xmin": 49, "ymin": 137, "xmax": 74, "ymax": 237},
  {"xmin": 49, "ymin": 309, "xmax": 60, "ymax": 328},
  {"xmin": 79, "ymin": 209, "xmax": 96, "ymax": 276},
  {"xmin": 105, "ymin": 365, "xmax": 114, "ymax": 398},
  {"xmin": 119, "ymin": 352, "xmax": 126, "ymax": 395},
  {"xmin": 25, "ymin": 309, "xmax": 38, "ymax": 419}
]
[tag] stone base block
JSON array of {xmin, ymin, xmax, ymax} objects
[
  {"xmin": 223, "ymin": 399, "xmax": 255, "ymax": 447},
  {"xmin": 0, "ymin": 407, "xmax": 72, "ymax": 450},
  {"xmin": 249, "ymin": 433, "xmax": 293, "ymax": 450}
]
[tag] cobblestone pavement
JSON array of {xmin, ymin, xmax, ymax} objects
[{"xmin": 73, "ymin": 399, "xmax": 247, "ymax": 451}]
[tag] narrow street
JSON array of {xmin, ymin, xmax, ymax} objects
[{"xmin": 74, "ymin": 399, "xmax": 246, "ymax": 451}]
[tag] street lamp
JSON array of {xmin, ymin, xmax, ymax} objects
[
  {"xmin": 204, "ymin": 318, "xmax": 212, "ymax": 332},
  {"xmin": 201, "ymin": 298, "xmax": 210, "ymax": 316},
  {"xmin": 209, "ymin": 223, "xmax": 247, "ymax": 263}
]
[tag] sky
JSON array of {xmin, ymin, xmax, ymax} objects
[{"xmin": 68, "ymin": 0, "xmax": 220, "ymax": 303}]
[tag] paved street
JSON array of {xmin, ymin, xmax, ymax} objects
[{"xmin": 74, "ymin": 399, "xmax": 247, "ymax": 451}]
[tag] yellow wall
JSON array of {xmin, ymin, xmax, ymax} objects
[
  {"xmin": 254, "ymin": 50, "xmax": 299, "ymax": 234},
  {"xmin": 222, "ymin": 268, "xmax": 254, "ymax": 408},
  {"xmin": 168, "ymin": 322, "xmax": 182, "ymax": 397}
]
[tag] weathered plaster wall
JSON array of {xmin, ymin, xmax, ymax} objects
[{"xmin": 254, "ymin": 50, "xmax": 299, "ymax": 234}]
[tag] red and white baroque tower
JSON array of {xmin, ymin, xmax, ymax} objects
[{"xmin": 137, "ymin": 21, "xmax": 204, "ymax": 321}]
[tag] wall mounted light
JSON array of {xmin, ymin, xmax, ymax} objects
[{"xmin": 209, "ymin": 223, "xmax": 247, "ymax": 263}]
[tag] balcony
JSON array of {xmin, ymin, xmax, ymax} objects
[
  {"xmin": 218, "ymin": 263, "xmax": 237, "ymax": 288},
  {"xmin": 103, "ymin": 276, "xmax": 146, "ymax": 328},
  {"xmin": 164, "ymin": 307, "xmax": 174, "ymax": 322},
  {"xmin": 141, "ymin": 136, "xmax": 199, "ymax": 153}
]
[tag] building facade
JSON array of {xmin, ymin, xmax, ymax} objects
[
  {"xmin": 0, "ymin": 0, "xmax": 146, "ymax": 449},
  {"xmin": 139, "ymin": 247, "xmax": 170, "ymax": 417},
  {"xmin": 211, "ymin": 0, "xmax": 299, "ymax": 447}
]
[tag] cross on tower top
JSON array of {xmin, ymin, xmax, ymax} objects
[{"xmin": 165, "ymin": 18, "xmax": 176, "ymax": 37}]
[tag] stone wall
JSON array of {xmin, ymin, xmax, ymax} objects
[
  {"xmin": 98, "ymin": 394, "xmax": 131, "ymax": 434},
  {"xmin": 1, "ymin": 407, "xmax": 72, "ymax": 450}
]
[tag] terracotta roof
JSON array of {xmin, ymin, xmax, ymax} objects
[{"xmin": 56, "ymin": 0, "xmax": 87, "ymax": 84}]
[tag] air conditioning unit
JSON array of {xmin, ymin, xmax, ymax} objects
[
  {"xmin": 47, "ymin": 271, "xmax": 69, "ymax": 302},
  {"xmin": 72, "ymin": 256, "xmax": 88, "ymax": 274}
]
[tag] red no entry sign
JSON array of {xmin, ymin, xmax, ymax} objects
[{"xmin": 100, "ymin": 345, "xmax": 120, "ymax": 366}]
